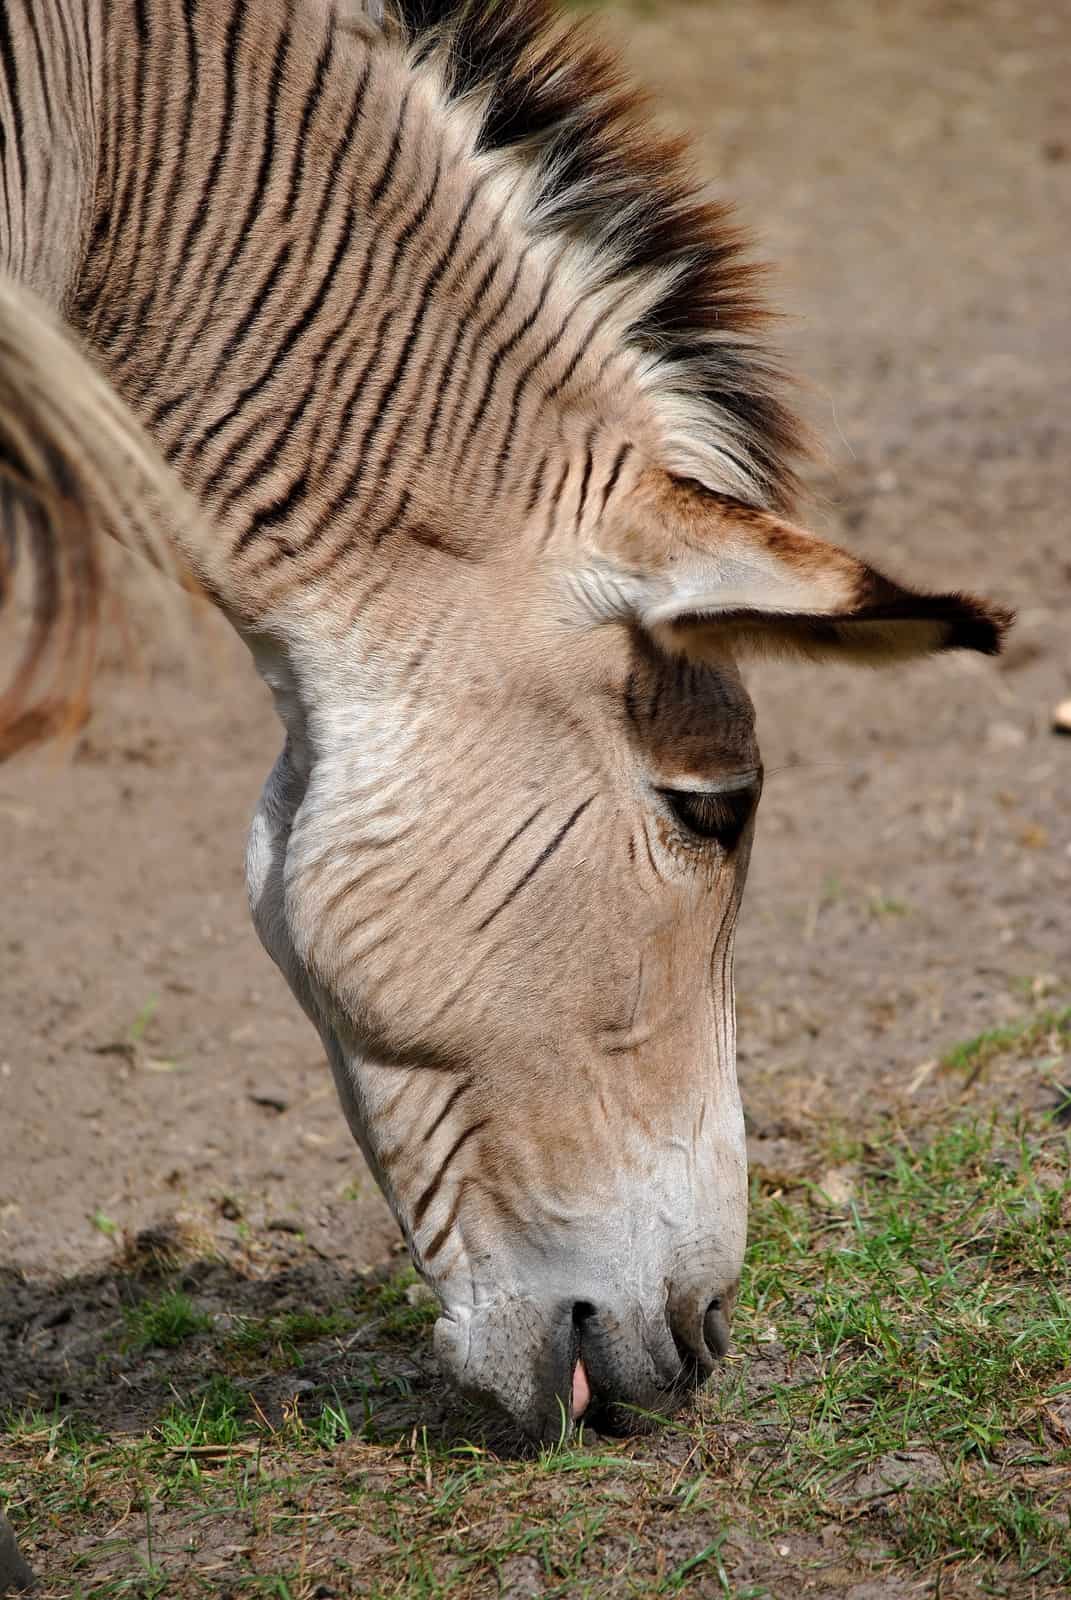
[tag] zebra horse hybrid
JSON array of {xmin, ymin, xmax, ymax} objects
[{"xmin": 0, "ymin": 0, "xmax": 1009, "ymax": 1450}]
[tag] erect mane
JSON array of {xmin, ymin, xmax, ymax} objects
[{"xmin": 378, "ymin": 0, "xmax": 805, "ymax": 511}]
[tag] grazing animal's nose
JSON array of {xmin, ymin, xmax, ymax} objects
[
  {"xmin": 434, "ymin": 1278, "xmax": 739, "ymax": 1443},
  {"xmin": 666, "ymin": 1278, "xmax": 740, "ymax": 1372}
]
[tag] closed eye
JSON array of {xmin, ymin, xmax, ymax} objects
[{"xmin": 659, "ymin": 777, "xmax": 760, "ymax": 851}]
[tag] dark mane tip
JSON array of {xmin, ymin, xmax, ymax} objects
[{"xmin": 385, "ymin": 0, "xmax": 806, "ymax": 510}]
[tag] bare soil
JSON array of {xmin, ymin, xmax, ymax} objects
[{"xmin": 2, "ymin": 0, "xmax": 1069, "ymax": 1594}]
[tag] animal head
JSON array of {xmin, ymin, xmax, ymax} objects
[{"xmin": 252, "ymin": 456, "xmax": 1006, "ymax": 1441}]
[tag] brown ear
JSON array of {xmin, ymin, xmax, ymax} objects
[{"xmin": 588, "ymin": 475, "xmax": 1012, "ymax": 664}]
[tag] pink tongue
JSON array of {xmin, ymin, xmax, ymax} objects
[{"xmin": 571, "ymin": 1358, "xmax": 591, "ymax": 1419}]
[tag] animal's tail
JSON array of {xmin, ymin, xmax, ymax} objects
[{"xmin": 0, "ymin": 275, "xmax": 202, "ymax": 760}]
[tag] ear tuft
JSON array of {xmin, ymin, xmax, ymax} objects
[
  {"xmin": 590, "ymin": 475, "xmax": 1015, "ymax": 668},
  {"xmin": 849, "ymin": 568, "xmax": 1014, "ymax": 657}
]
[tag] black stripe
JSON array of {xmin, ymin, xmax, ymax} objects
[
  {"xmin": 386, "ymin": 150, "xmax": 442, "ymax": 279},
  {"xmin": 78, "ymin": 0, "xmax": 94, "ymax": 81},
  {"xmin": 149, "ymin": 12, "xmax": 323, "ymax": 396},
  {"xmin": 219, "ymin": 371, "xmax": 320, "ymax": 515},
  {"xmin": 165, "ymin": 0, "xmax": 246, "ymax": 299},
  {"xmin": 368, "ymin": 87, "xmax": 412, "ymax": 212},
  {"xmin": 436, "ymin": 250, "xmax": 528, "ymax": 464},
  {"xmin": 51, "ymin": 0, "xmax": 79, "ymax": 109},
  {"xmin": 236, "ymin": 471, "xmax": 310, "ymax": 551},
  {"xmin": 475, "ymin": 797, "xmax": 595, "ymax": 933},
  {"xmin": 98, "ymin": 0, "xmax": 150, "ymax": 301},
  {"xmin": 276, "ymin": 126, "xmax": 431, "ymax": 521},
  {"xmin": 208, "ymin": 6, "xmax": 293, "ymax": 303},
  {"xmin": 454, "ymin": 265, "xmax": 555, "ymax": 472},
  {"xmin": 523, "ymin": 453, "xmax": 548, "ymax": 515},
  {"xmin": 543, "ymin": 320, "xmax": 598, "ymax": 403},
  {"xmin": 106, "ymin": 5, "xmax": 179, "ymax": 364},
  {"xmin": 85, "ymin": 0, "xmax": 123, "ymax": 265},
  {"xmin": 0, "ymin": 0, "xmax": 29, "ymax": 269},
  {"xmin": 423, "ymin": 1180, "xmax": 471, "ymax": 1262},
  {"xmin": 203, "ymin": 237, "xmax": 295, "ymax": 394},
  {"xmin": 284, "ymin": 13, "xmax": 335, "ymax": 221},
  {"xmin": 21, "ymin": 1, "xmax": 54, "ymax": 135},
  {"xmin": 423, "ymin": 1078, "xmax": 474, "ymax": 1146},
  {"xmin": 412, "ymin": 1119, "xmax": 489, "ymax": 1232},
  {"xmin": 539, "ymin": 459, "xmax": 570, "ymax": 549},
  {"xmin": 188, "ymin": 200, "xmax": 357, "ymax": 463},
  {"xmin": 305, "ymin": 177, "xmax": 487, "ymax": 542},
  {"xmin": 459, "ymin": 805, "xmax": 546, "ymax": 904},
  {"xmin": 215, "ymin": 183, "xmax": 402, "ymax": 510},
  {"xmin": 574, "ymin": 433, "xmax": 595, "ymax": 533},
  {"xmin": 216, "ymin": 338, "xmax": 330, "ymax": 514},
  {"xmin": 149, "ymin": 387, "xmax": 194, "ymax": 435},
  {"xmin": 299, "ymin": 299, "xmax": 405, "ymax": 533},
  {"xmin": 152, "ymin": 235, "xmax": 294, "ymax": 444},
  {"xmin": 600, "ymin": 443, "xmax": 631, "ymax": 513},
  {"xmin": 340, "ymin": 154, "xmax": 447, "ymax": 481},
  {"xmin": 359, "ymin": 179, "xmax": 487, "ymax": 501},
  {"xmin": 420, "ymin": 249, "xmax": 500, "ymax": 458},
  {"xmin": 370, "ymin": 486, "xmax": 411, "ymax": 548},
  {"xmin": 304, "ymin": 58, "xmax": 372, "ymax": 266},
  {"xmin": 490, "ymin": 306, "xmax": 581, "ymax": 496},
  {"xmin": 126, "ymin": 0, "xmax": 201, "ymax": 396},
  {"xmin": 623, "ymin": 670, "xmax": 640, "ymax": 725}
]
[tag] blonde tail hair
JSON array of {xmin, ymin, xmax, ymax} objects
[{"xmin": 0, "ymin": 277, "xmax": 202, "ymax": 759}]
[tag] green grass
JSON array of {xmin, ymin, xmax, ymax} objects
[
  {"xmin": 225, "ymin": 1308, "xmax": 353, "ymax": 1366},
  {"xmin": 355, "ymin": 1264, "xmax": 440, "ymax": 1341},
  {"xmin": 122, "ymin": 1290, "xmax": 211, "ymax": 1351},
  {"xmin": 156, "ymin": 1377, "xmax": 249, "ymax": 1453},
  {"xmin": 4, "ymin": 1013, "xmax": 1069, "ymax": 1596},
  {"xmin": 724, "ymin": 1109, "xmax": 1071, "ymax": 1583},
  {"xmin": 940, "ymin": 1006, "xmax": 1071, "ymax": 1078},
  {"xmin": 90, "ymin": 1207, "xmax": 118, "ymax": 1237}
]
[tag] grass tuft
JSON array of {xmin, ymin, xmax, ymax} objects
[
  {"xmin": 122, "ymin": 1290, "xmax": 211, "ymax": 1351},
  {"xmin": 729, "ymin": 1107, "xmax": 1071, "ymax": 1584},
  {"xmin": 940, "ymin": 1006, "xmax": 1071, "ymax": 1077},
  {"xmin": 225, "ymin": 1307, "xmax": 353, "ymax": 1367}
]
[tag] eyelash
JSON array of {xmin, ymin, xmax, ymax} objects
[{"xmin": 660, "ymin": 787, "xmax": 756, "ymax": 851}]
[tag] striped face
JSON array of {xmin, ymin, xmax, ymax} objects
[
  {"xmin": 251, "ymin": 574, "xmax": 756, "ymax": 1440},
  {"xmin": 245, "ymin": 467, "xmax": 1006, "ymax": 1441}
]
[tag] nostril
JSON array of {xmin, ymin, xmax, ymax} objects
[
  {"xmin": 571, "ymin": 1300, "xmax": 597, "ymax": 1331},
  {"xmin": 703, "ymin": 1295, "xmax": 732, "ymax": 1360}
]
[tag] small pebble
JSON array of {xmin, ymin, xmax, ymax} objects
[
  {"xmin": 248, "ymin": 1092, "xmax": 289, "ymax": 1113},
  {"xmin": 1051, "ymin": 698, "xmax": 1071, "ymax": 736}
]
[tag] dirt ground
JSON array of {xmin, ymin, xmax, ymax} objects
[{"xmin": 1, "ymin": 0, "xmax": 1069, "ymax": 1593}]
